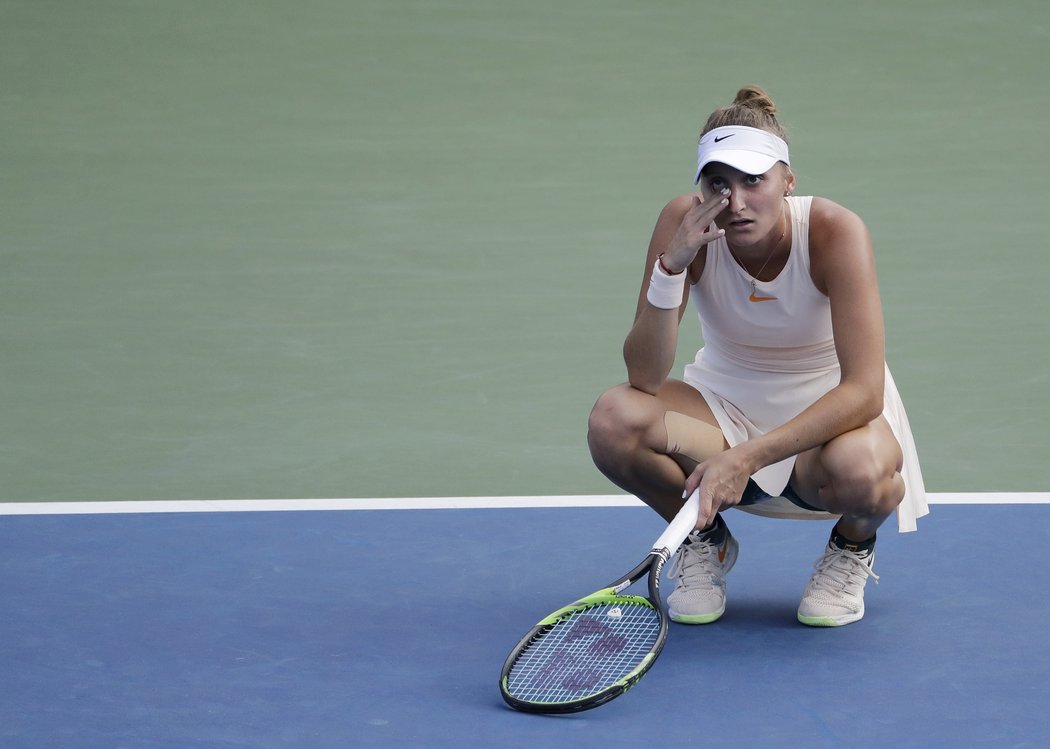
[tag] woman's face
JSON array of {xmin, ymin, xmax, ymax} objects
[{"xmin": 699, "ymin": 162, "xmax": 795, "ymax": 249}]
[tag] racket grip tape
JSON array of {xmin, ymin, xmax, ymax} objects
[{"xmin": 650, "ymin": 492, "xmax": 700, "ymax": 558}]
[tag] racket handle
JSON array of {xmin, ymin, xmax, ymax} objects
[{"xmin": 650, "ymin": 491, "xmax": 700, "ymax": 559}]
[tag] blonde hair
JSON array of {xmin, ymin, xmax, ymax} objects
[{"xmin": 700, "ymin": 85, "xmax": 788, "ymax": 143}]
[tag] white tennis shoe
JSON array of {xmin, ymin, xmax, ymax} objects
[
  {"xmin": 797, "ymin": 542, "xmax": 879, "ymax": 627},
  {"xmin": 666, "ymin": 517, "xmax": 738, "ymax": 624}
]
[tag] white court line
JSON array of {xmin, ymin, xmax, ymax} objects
[{"xmin": 0, "ymin": 493, "xmax": 1047, "ymax": 516}]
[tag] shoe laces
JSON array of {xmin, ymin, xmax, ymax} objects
[
  {"xmin": 666, "ymin": 536, "xmax": 725, "ymax": 590},
  {"xmin": 810, "ymin": 546, "xmax": 879, "ymax": 593}
]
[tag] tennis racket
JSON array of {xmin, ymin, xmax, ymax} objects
[{"xmin": 499, "ymin": 492, "xmax": 699, "ymax": 713}]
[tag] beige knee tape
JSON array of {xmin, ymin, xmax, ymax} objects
[{"xmin": 664, "ymin": 410, "xmax": 726, "ymax": 463}]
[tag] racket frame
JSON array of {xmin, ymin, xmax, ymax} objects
[{"xmin": 499, "ymin": 494, "xmax": 699, "ymax": 713}]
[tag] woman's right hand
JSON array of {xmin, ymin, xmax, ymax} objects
[{"xmin": 658, "ymin": 192, "xmax": 729, "ymax": 274}]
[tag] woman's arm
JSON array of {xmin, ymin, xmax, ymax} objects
[{"xmin": 624, "ymin": 193, "xmax": 727, "ymax": 394}]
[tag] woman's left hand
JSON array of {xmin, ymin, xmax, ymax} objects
[{"xmin": 682, "ymin": 447, "xmax": 754, "ymax": 530}]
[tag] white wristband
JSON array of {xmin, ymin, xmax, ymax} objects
[{"xmin": 646, "ymin": 258, "xmax": 687, "ymax": 309}]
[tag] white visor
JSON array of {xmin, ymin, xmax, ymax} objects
[{"xmin": 694, "ymin": 126, "xmax": 790, "ymax": 184}]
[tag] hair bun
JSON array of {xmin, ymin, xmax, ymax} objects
[
  {"xmin": 733, "ymin": 85, "xmax": 777, "ymax": 115},
  {"xmin": 700, "ymin": 84, "xmax": 787, "ymax": 143}
]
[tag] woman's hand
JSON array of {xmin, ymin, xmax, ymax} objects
[
  {"xmin": 659, "ymin": 191, "xmax": 728, "ymax": 273},
  {"xmin": 682, "ymin": 445, "xmax": 754, "ymax": 530}
]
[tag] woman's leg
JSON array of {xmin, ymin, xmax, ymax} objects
[
  {"xmin": 790, "ymin": 416, "xmax": 905, "ymax": 626},
  {"xmin": 587, "ymin": 379, "xmax": 727, "ymax": 521},
  {"xmin": 588, "ymin": 379, "xmax": 738, "ymax": 624},
  {"xmin": 790, "ymin": 415, "xmax": 905, "ymax": 541}
]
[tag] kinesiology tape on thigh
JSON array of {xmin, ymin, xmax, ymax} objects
[{"xmin": 663, "ymin": 411, "xmax": 726, "ymax": 463}]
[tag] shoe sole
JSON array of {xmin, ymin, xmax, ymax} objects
[
  {"xmin": 797, "ymin": 609, "xmax": 864, "ymax": 627},
  {"xmin": 669, "ymin": 606, "xmax": 726, "ymax": 625}
]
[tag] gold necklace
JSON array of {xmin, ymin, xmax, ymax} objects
[{"xmin": 734, "ymin": 209, "xmax": 788, "ymax": 303}]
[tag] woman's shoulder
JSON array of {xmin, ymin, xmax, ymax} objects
[
  {"xmin": 804, "ymin": 196, "xmax": 875, "ymax": 292},
  {"xmin": 807, "ymin": 196, "xmax": 867, "ymax": 234},
  {"xmin": 659, "ymin": 192, "xmax": 698, "ymax": 219},
  {"xmin": 806, "ymin": 196, "xmax": 870, "ymax": 250}
]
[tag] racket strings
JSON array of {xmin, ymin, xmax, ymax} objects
[{"xmin": 505, "ymin": 600, "xmax": 661, "ymax": 704}]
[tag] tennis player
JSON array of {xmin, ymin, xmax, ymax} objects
[{"xmin": 587, "ymin": 86, "xmax": 927, "ymax": 627}]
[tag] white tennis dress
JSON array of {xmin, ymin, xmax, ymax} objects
[{"xmin": 682, "ymin": 196, "xmax": 928, "ymax": 532}]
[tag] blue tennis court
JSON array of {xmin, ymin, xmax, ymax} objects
[{"xmin": 2, "ymin": 498, "xmax": 1047, "ymax": 748}]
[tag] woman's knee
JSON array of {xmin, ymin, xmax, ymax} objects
[
  {"xmin": 818, "ymin": 431, "xmax": 904, "ymax": 514},
  {"xmin": 589, "ymin": 386, "xmax": 638, "ymax": 440},
  {"xmin": 587, "ymin": 385, "xmax": 658, "ymax": 457}
]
